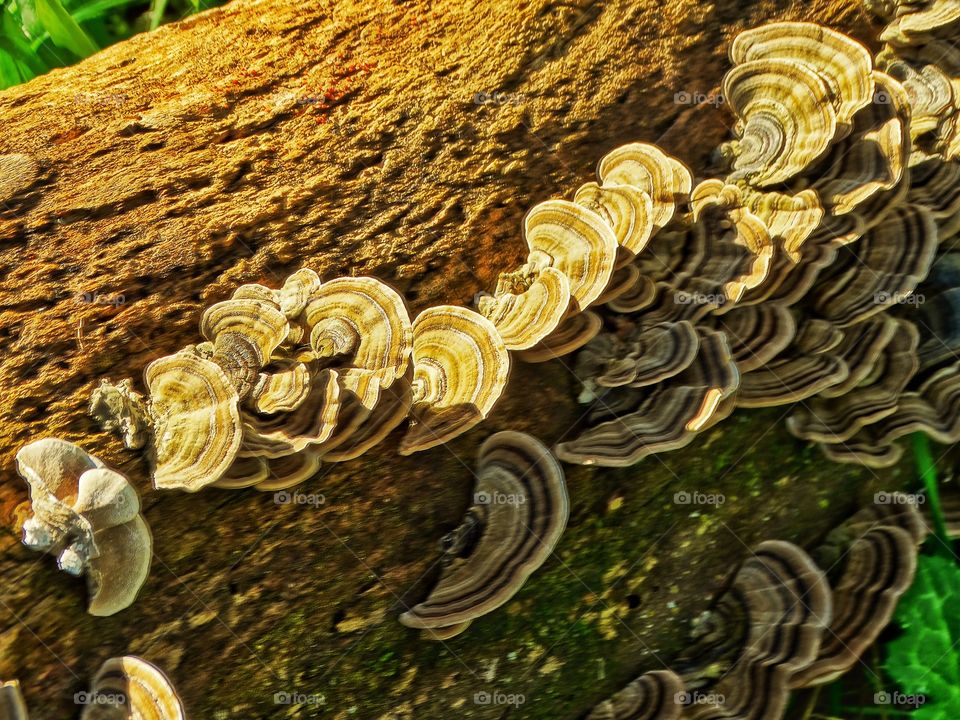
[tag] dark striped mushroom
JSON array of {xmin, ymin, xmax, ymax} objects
[
  {"xmin": 791, "ymin": 525, "xmax": 918, "ymax": 687},
  {"xmin": 0, "ymin": 681, "xmax": 28, "ymax": 719},
  {"xmin": 399, "ymin": 431, "xmax": 568, "ymax": 637},
  {"xmin": 516, "ymin": 310, "xmax": 603, "ymax": 363},
  {"xmin": 81, "ymin": 656, "xmax": 184, "ymax": 720},
  {"xmin": 587, "ymin": 670, "xmax": 685, "ymax": 720},
  {"xmin": 555, "ymin": 328, "xmax": 739, "ymax": 466},
  {"xmin": 680, "ymin": 541, "xmax": 832, "ymax": 720}
]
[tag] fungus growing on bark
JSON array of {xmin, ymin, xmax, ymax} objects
[
  {"xmin": 82, "ymin": 656, "xmax": 185, "ymax": 720},
  {"xmin": 399, "ymin": 431, "xmax": 568, "ymax": 636},
  {"xmin": 400, "ymin": 306, "xmax": 510, "ymax": 454},
  {"xmin": 145, "ymin": 349, "xmax": 243, "ymax": 491},
  {"xmin": 15, "ymin": 439, "xmax": 151, "ymax": 616}
]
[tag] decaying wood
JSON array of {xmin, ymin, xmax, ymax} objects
[{"xmin": 0, "ymin": 0, "xmax": 906, "ymax": 718}]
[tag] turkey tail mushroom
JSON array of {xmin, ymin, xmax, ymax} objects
[
  {"xmin": 399, "ymin": 431, "xmax": 567, "ymax": 636},
  {"xmin": 82, "ymin": 656, "xmax": 185, "ymax": 720},
  {"xmin": 586, "ymin": 670, "xmax": 685, "ymax": 720},
  {"xmin": 400, "ymin": 306, "xmax": 510, "ymax": 454}
]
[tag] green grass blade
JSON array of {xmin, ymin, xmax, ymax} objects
[
  {"xmin": 148, "ymin": 0, "xmax": 168, "ymax": 30},
  {"xmin": 35, "ymin": 0, "xmax": 98, "ymax": 57},
  {"xmin": 913, "ymin": 432, "xmax": 953, "ymax": 556}
]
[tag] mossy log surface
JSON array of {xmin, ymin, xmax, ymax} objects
[{"xmin": 0, "ymin": 0, "xmax": 917, "ymax": 717}]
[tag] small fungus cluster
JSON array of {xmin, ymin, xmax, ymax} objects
[
  {"xmin": 588, "ymin": 494, "xmax": 926, "ymax": 719},
  {"xmin": 15, "ymin": 439, "xmax": 151, "ymax": 616},
  {"xmin": 555, "ymin": 18, "xmax": 960, "ymax": 468}
]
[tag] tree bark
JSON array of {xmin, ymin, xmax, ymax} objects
[{"xmin": 0, "ymin": 0, "xmax": 907, "ymax": 718}]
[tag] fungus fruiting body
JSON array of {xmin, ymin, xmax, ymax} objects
[{"xmin": 15, "ymin": 439, "xmax": 151, "ymax": 616}]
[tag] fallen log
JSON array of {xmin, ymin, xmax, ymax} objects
[{"xmin": 0, "ymin": 0, "xmax": 905, "ymax": 717}]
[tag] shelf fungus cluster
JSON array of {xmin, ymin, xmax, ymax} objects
[
  {"xmin": 555, "ymin": 19, "xmax": 960, "ymax": 468},
  {"xmin": 14, "ymin": 439, "xmax": 151, "ymax": 616},
  {"xmin": 4, "ymin": 655, "xmax": 184, "ymax": 719},
  {"xmin": 89, "ymin": 270, "xmax": 504, "ymax": 490},
  {"xmin": 399, "ymin": 431, "xmax": 568, "ymax": 638},
  {"xmin": 588, "ymin": 495, "xmax": 927, "ymax": 719}
]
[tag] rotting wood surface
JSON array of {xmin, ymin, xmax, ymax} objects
[{"xmin": 0, "ymin": 0, "xmax": 911, "ymax": 718}]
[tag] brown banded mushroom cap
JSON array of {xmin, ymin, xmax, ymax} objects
[
  {"xmin": 736, "ymin": 323, "xmax": 850, "ymax": 408},
  {"xmin": 729, "ymin": 23, "xmax": 874, "ymax": 129},
  {"xmin": 524, "ymin": 199, "xmax": 619, "ymax": 310},
  {"xmin": 786, "ymin": 319, "xmax": 918, "ymax": 444},
  {"xmin": 713, "ymin": 304, "xmax": 797, "ymax": 373},
  {"xmin": 211, "ymin": 455, "xmax": 270, "ymax": 490},
  {"xmin": 248, "ymin": 361, "xmax": 311, "ymax": 415},
  {"xmin": 516, "ymin": 310, "xmax": 603, "ymax": 364},
  {"xmin": 476, "ymin": 266, "xmax": 571, "ymax": 350},
  {"xmin": 399, "ymin": 431, "xmax": 568, "ymax": 633},
  {"xmin": 723, "ymin": 58, "xmax": 837, "ymax": 187},
  {"xmin": 400, "ymin": 306, "xmax": 510, "ymax": 454},
  {"xmin": 278, "ymin": 267, "xmax": 322, "ymax": 319},
  {"xmin": 240, "ymin": 368, "xmax": 341, "ymax": 457},
  {"xmin": 255, "ymin": 450, "xmax": 322, "ymax": 491},
  {"xmin": 810, "ymin": 204, "xmax": 937, "ymax": 327},
  {"xmin": 682, "ymin": 540, "xmax": 832, "ymax": 720},
  {"xmin": 575, "ymin": 321, "xmax": 700, "ymax": 397},
  {"xmin": 790, "ymin": 525, "xmax": 918, "ymax": 688},
  {"xmin": 607, "ymin": 273, "xmax": 657, "ymax": 313},
  {"xmin": 574, "ymin": 181, "xmax": 656, "ymax": 257},
  {"xmin": 304, "ymin": 276, "xmax": 412, "ymax": 386},
  {"xmin": 145, "ymin": 350, "xmax": 243, "ymax": 492},
  {"xmin": 82, "ymin": 656, "xmax": 185, "ymax": 720},
  {"xmin": 586, "ymin": 670, "xmax": 684, "ymax": 720},
  {"xmin": 200, "ymin": 298, "xmax": 289, "ymax": 363},
  {"xmin": 323, "ymin": 369, "xmax": 413, "ymax": 462},
  {"xmin": 0, "ymin": 681, "xmax": 28, "ymax": 720},
  {"xmin": 595, "ymin": 264, "xmax": 642, "ymax": 306},
  {"xmin": 597, "ymin": 143, "xmax": 693, "ymax": 233},
  {"xmin": 555, "ymin": 329, "xmax": 739, "ymax": 466}
]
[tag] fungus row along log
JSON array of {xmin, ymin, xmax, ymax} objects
[
  {"xmin": 588, "ymin": 496, "xmax": 926, "ymax": 717},
  {"xmin": 555, "ymin": 17, "xmax": 960, "ymax": 470},
  {"xmin": 398, "ymin": 431, "xmax": 568, "ymax": 636}
]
